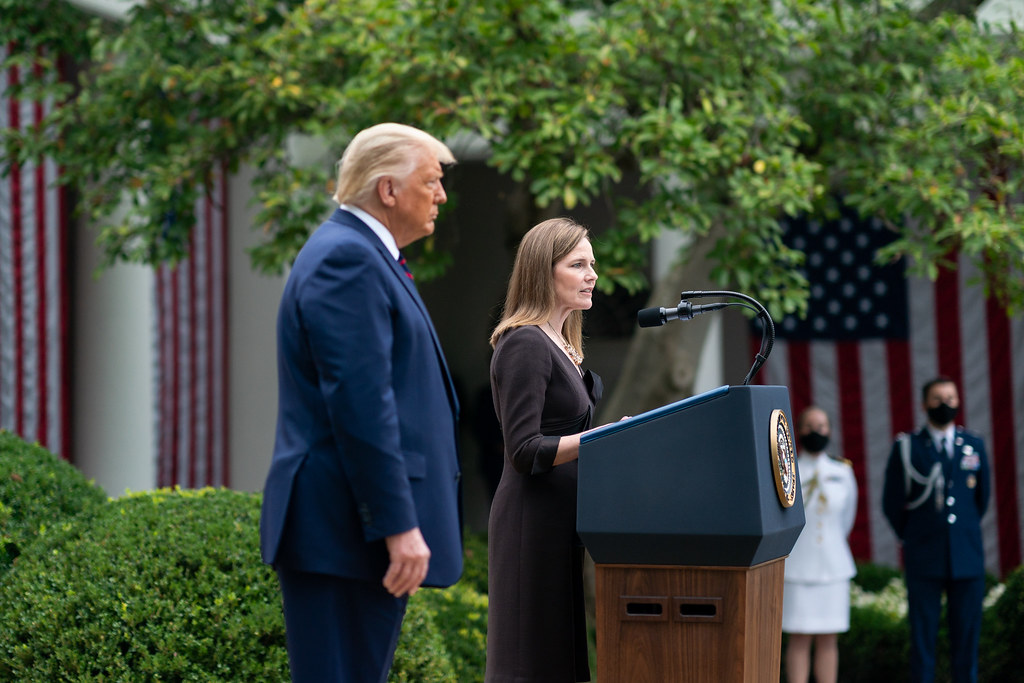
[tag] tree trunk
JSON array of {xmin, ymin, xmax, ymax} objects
[
  {"xmin": 597, "ymin": 229, "xmax": 722, "ymax": 424},
  {"xmin": 918, "ymin": 0, "xmax": 986, "ymax": 21}
]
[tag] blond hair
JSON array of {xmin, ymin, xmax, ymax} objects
[
  {"xmin": 490, "ymin": 218, "xmax": 591, "ymax": 354},
  {"xmin": 332, "ymin": 123, "xmax": 455, "ymax": 207}
]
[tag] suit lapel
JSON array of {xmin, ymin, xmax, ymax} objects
[{"xmin": 327, "ymin": 209, "xmax": 460, "ymax": 416}]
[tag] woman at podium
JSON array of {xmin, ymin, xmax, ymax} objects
[
  {"xmin": 484, "ymin": 218, "xmax": 603, "ymax": 683},
  {"xmin": 782, "ymin": 406, "xmax": 858, "ymax": 683}
]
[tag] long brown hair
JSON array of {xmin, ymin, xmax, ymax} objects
[{"xmin": 490, "ymin": 218, "xmax": 591, "ymax": 355}]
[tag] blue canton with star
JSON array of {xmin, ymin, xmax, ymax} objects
[{"xmin": 777, "ymin": 207, "xmax": 908, "ymax": 341}]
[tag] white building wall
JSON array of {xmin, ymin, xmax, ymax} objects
[
  {"xmin": 72, "ymin": 244, "xmax": 155, "ymax": 497},
  {"xmin": 227, "ymin": 165, "xmax": 285, "ymax": 492},
  {"xmin": 72, "ymin": 164, "xmax": 284, "ymax": 497}
]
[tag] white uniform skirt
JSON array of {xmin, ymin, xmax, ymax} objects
[{"xmin": 781, "ymin": 579, "xmax": 851, "ymax": 634}]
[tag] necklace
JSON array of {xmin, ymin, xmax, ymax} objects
[{"xmin": 546, "ymin": 322, "xmax": 583, "ymax": 366}]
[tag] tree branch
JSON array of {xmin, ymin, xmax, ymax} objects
[{"xmin": 918, "ymin": 0, "xmax": 987, "ymax": 22}]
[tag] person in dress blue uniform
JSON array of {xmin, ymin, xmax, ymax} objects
[
  {"xmin": 882, "ymin": 377, "xmax": 990, "ymax": 683},
  {"xmin": 782, "ymin": 406, "xmax": 858, "ymax": 683}
]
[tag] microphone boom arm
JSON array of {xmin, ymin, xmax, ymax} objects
[{"xmin": 678, "ymin": 290, "xmax": 775, "ymax": 385}]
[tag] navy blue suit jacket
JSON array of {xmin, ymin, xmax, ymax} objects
[
  {"xmin": 882, "ymin": 426, "xmax": 989, "ymax": 579},
  {"xmin": 260, "ymin": 208, "xmax": 462, "ymax": 587}
]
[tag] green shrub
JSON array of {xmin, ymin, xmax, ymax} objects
[
  {"xmin": 852, "ymin": 560, "xmax": 902, "ymax": 593},
  {"xmin": 979, "ymin": 565, "xmax": 1024, "ymax": 683},
  {"xmin": 0, "ymin": 487, "xmax": 290, "ymax": 682},
  {"xmin": 459, "ymin": 529, "xmax": 489, "ymax": 596},
  {"xmin": 835, "ymin": 566, "xmax": 1021, "ymax": 683},
  {"xmin": 416, "ymin": 583, "xmax": 488, "ymax": 682},
  {"xmin": 0, "ymin": 429, "xmax": 107, "ymax": 576},
  {"xmin": 390, "ymin": 594, "xmax": 457, "ymax": 682},
  {"xmin": 0, "ymin": 482, "xmax": 487, "ymax": 682},
  {"xmin": 389, "ymin": 531, "xmax": 488, "ymax": 682},
  {"xmin": 840, "ymin": 578, "xmax": 911, "ymax": 683}
]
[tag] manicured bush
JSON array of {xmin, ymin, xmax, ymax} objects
[
  {"xmin": 459, "ymin": 529, "xmax": 489, "ymax": 596},
  {"xmin": 390, "ymin": 594, "xmax": 458, "ymax": 682},
  {"xmin": 415, "ymin": 583, "xmax": 488, "ymax": 682},
  {"xmin": 0, "ymin": 488, "xmax": 290, "ymax": 682},
  {"xmin": 0, "ymin": 481, "xmax": 488, "ymax": 682},
  {"xmin": 0, "ymin": 429, "xmax": 107, "ymax": 576},
  {"xmin": 979, "ymin": 565, "xmax": 1024, "ymax": 683},
  {"xmin": 835, "ymin": 567, "xmax": 1020, "ymax": 683},
  {"xmin": 852, "ymin": 560, "xmax": 902, "ymax": 593},
  {"xmin": 840, "ymin": 578, "xmax": 912, "ymax": 683}
]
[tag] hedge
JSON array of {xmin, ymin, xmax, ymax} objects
[
  {"xmin": 10, "ymin": 432, "xmax": 1022, "ymax": 682},
  {"xmin": 0, "ymin": 429, "xmax": 107, "ymax": 576},
  {"xmin": 0, "ymin": 488, "xmax": 290, "ymax": 681},
  {"xmin": 0, "ymin": 480, "xmax": 488, "ymax": 681}
]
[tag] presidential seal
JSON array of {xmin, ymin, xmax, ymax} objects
[{"xmin": 770, "ymin": 409, "xmax": 797, "ymax": 508}]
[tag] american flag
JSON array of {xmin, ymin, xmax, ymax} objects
[
  {"xmin": 153, "ymin": 169, "xmax": 231, "ymax": 489},
  {"xmin": 0, "ymin": 43, "xmax": 70, "ymax": 459},
  {"xmin": 755, "ymin": 208, "xmax": 1024, "ymax": 579}
]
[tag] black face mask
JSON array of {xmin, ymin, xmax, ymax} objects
[
  {"xmin": 927, "ymin": 402, "xmax": 959, "ymax": 426},
  {"xmin": 799, "ymin": 431, "xmax": 830, "ymax": 454}
]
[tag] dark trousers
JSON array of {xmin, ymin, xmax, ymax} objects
[
  {"xmin": 277, "ymin": 566, "xmax": 408, "ymax": 683},
  {"xmin": 906, "ymin": 575, "xmax": 985, "ymax": 683}
]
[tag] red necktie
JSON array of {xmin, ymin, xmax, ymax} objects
[{"xmin": 398, "ymin": 253, "xmax": 414, "ymax": 280}]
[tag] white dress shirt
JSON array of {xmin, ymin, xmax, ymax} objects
[{"xmin": 339, "ymin": 203, "xmax": 400, "ymax": 260}]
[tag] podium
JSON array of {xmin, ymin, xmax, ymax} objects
[{"xmin": 578, "ymin": 384, "xmax": 805, "ymax": 683}]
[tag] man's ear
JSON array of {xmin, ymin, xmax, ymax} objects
[{"xmin": 376, "ymin": 176, "xmax": 396, "ymax": 206}]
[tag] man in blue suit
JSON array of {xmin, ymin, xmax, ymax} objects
[
  {"xmin": 260, "ymin": 123, "xmax": 463, "ymax": 683},
  {"xmin": 883, "ymin": 377, "xmax": 990, "ymax": 683}
]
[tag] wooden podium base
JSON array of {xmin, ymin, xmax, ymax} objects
[{"xmin": 594, "ymin": 558, "xmax": 785, "ymax": 683}]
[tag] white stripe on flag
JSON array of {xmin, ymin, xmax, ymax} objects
[
  {"xmin": 860, "ymin": 339, "xmax": 899, "ymax": 568},
  {"xmin": 760, "ymin": 254, "xmax": 1024, "ymax": 578},
  {"xmin": 1, "ymin": 50, "xmax": 16, "ymax": 432},
  {"xmin": 959, "ymin": 258, "xmax": 1001, "ymax": 573},
  {"xmin": 211, "ymin": 168, "xmax": 228, "ymax": 486},
  {"xmin": 1, "ymin": 45, "xmax": 69, "ymax": 457},
  {"xmin": 153, "ymin": 169, "xmax": 229, "ymax": 488},
  {"xmin": 43, "ymin": 140, "xmax": 62, "ymax": 451},
  {"xmin": 19, "ymin": 92, "xmax": 39, "ymax": 442},
  {"xmin": 194, "ymin": 190, "xmax": 209, "ymax": 487}
]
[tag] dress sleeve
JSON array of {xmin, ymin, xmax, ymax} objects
[{"xmin": 491, "ymin": 328, "xmax": 561, "ymax": 475}]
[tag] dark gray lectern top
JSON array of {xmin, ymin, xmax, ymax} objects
[{"xmin": 577, "ymin": 384, "xmax": 805, "ymax": 567}]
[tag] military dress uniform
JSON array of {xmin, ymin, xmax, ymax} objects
[
  {"xmin": 782, "ymin": 452, "xmax": 858, "ymax": 634},
  {"xmin": 882, "ymin": 426, "xmax": 990, "ymax": 683}
]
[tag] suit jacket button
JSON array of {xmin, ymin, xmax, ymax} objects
[
  {"xmin": 947, "ymin": 513, "xmax": 957, "ymax": 524},
  {"xmin": 359, "ymin": 503, "xmax": 373, "ymax": 524},
  {"xmin": 946, "ymin": 496, "xmax": 955, "ymax": 507}
]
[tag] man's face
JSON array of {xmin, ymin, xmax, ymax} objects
[
  {"xmin": 924, "ymin": 381, "xmax": 959, "ymax": 411},
  {"xmin": 385, "ymin": 148, "xmax": 447, "ymax": 248}
]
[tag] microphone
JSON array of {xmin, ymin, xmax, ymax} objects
[
  {"xmin": 637, "ymin": 301, "xmax": 729, "ymax": 328},
  {"xmin": 637, "ymin": 289, "xmax": 775, "ymax": 385}
]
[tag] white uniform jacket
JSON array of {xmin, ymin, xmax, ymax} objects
[{"xmin": 784, "ymin": 452, "xmax": 858, "ymax": 584}]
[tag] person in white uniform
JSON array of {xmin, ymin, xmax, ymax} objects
[{"xmin": 782, "ymin": 406, "xmax": 858, "ymax": 683}]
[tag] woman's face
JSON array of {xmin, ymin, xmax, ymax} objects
[{"xmin": 552, "ymin": 239, "xmax": 597, "ymax": 314}]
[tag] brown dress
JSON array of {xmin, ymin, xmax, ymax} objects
[{"xmin": 485, "ymin": 325, "xmax": 603, "ymax": 683}]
